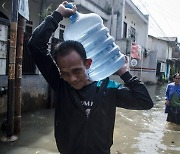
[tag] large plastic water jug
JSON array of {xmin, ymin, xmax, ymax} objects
[{"xmin": 64, "ymin": 4, "xmax": 125, "ymax": 81}]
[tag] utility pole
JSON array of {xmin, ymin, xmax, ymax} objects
[
  {"xmin": 1, "ymin": 0, "xmax": 28, "ymax": 142},
  {"xmin": 2, "ymin": 0, "xmax": 19, "ymax": 141},
  {"xmin": 14, "ymin": 15, "xmax": 25, "ymax": 135}
]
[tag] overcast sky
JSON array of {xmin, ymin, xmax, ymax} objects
[{"xmin": 132, "ymin": 0, "xmax": 180, "ymax": 42}]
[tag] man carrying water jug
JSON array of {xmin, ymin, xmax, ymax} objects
[{"xmin": 28, "ymin": 1, "xmax": 153, "ymax": 154}]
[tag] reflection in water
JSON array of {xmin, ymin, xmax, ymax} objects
[
  {"xmin": 0, "ymin": 109, "xmax": 59, "ymax": 154},
  {"xmin": 111, "ymin": 83, "xmax": 180, "ymax": 154}
]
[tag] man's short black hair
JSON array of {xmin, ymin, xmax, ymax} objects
[
  {"xmin": 173, "ymin": 73, "xmax": 180, "ymax": 78},
  {"xmin": 54, "ymin": 40, "xmax": 87, "ymax": 63}
]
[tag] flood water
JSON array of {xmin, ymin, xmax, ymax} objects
[
  {"xmin": 111, "ymin": 83, "xmax": 180, "ymax": 154},
  {"xmin": 0, "ymin": 83, "xmax": 180, "ymax": 154}
]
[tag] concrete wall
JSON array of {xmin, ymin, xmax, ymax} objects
[
  {"xmin": 129, "ymin": 35, "xmax": 173, "ymax": 84},
  {"xmin": 148, "ymin": 35, "xmax": 173, "ymax": 80},
  {"xmin": 148, "ymin": 36, "xmax": 172, "ymax": 62},
  {"xmin": 140, "ymin": 51, "xmax": 157, "ymax": 83},
  {"xmin": 0, "ymin": 0, "xmax": 49, "ymax": 115},
  {"xmin": 124, "ymin": 2, "xmax": 148, "ymax": 48},
  {"xmin": 0, "ymin": 75, "xmax": 48, "ymax": 115}
]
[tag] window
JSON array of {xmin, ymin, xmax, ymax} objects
[
  {"xmin": 123, "ymin": 22, "xmax": 127, "ymax": 38},
  {"xmin": 0, "ymin": 20, "xmax": 9, "ymax": 75},
  {"xmin": 59, "ymin": 24, "xmax": 65, "ymax": 41},
  {"xmin": 22, "ymin": 21, "xmax": 36, "ymax": 74},
  {"xmin": 59, "ymin": 29, "xmax": 64, "ymax": 41},
  {"xmin": 129, "ymin": 26, "xmax": 136, "ymax": 42}
]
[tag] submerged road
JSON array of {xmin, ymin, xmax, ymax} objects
[{"xmin": 0, "ymin": 83, "xmax": 179, "ymax": 154}]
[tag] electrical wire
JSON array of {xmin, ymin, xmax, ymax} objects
[
  {"xmin": 134, "ymin": 0, "xmax": 171, "ymax": 41},
  {"xmin": 137, "ymin": 0, "xmax": 169, "ymax": 38},
  {"xmin": 152, "ymin": 1, "xmax": 180, "ymax": 21},
  {"xmin": 146, "ymin": 0, "xmax": 178, "ymax": 36}
]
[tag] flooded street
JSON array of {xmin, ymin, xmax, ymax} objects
[
  {"xmin": 111, "ymin": 83, "xmax": 180, "ymax": 154},
  {"xmin": 0, "ymin": 84, "xmax": 180, "ymax": 154}
]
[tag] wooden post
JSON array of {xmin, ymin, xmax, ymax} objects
[
  {"xmin": 14, "ymin": 15, "xmax": 25, "ymax": 135},
  {"xmin": 6, "ymin": 0, "xmax": 18, "ymax": 140}
]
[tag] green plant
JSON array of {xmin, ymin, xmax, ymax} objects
[
  {"xmin": 39, "ymin": 4, "xmax": 53, "ymax": 21},
  {"xmin": 170, "ymin": 64, "xmax": 175, "ymax": 76}
]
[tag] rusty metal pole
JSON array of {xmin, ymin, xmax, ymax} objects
[
  {"xmin": 14, "ymin": 15, "xmax": 25, "ymax": 135},
  {"xmin": 5, "ymin": 0, "xmax": 18, "ymax": 141}
]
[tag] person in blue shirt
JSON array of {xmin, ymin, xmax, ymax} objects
[{"xmin": 165, "ymin": 73, "xmax": 180, "ymax": 125}]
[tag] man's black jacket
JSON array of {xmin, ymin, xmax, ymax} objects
[{"xmin": 28, "ymin": 11, "xmax": 153, "ymax": 154}]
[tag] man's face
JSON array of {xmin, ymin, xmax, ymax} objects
[
  {"xmin": 174, "ymin": 75, "xmax": 180, "ymax": 85},
  {"xmin": 56, "ymin": 50, "xmax": 91, "ymax": 90}
]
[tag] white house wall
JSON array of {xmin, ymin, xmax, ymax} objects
[
  {"xmin": 74, "ymin": 0, "xmax": 109, "ymax": 20},
  {"xmin": 115, "ymin": 0, "xmax": 125, "ymax": 40},
  {"xmin": 124, "ymin": 8, "xmax": 148, "ymax": 48},
  {"xmin": 141, "ymin": 51, "xmax": 157, "ymax": 83},
  {"xmin": 148, "ymin": 36, "xmax": 172, "ymax": 62},
  {"xmin": 148, "ymin": 36, "xmax": 173, "ymax": 80},
  {"xmin": 110, "ymin": 14, "xmax": 118, "ymax": 38}
]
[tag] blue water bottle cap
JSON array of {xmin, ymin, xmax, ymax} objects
[
  {"xmin": 65, "ymin": 3, "xmax": 73, "ymax": 9},
  {"xmin": 65, "ymin": 3, "xmax": 78, "ymax": 23}
]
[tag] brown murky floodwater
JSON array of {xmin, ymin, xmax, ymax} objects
[
  {"xmin": 0, "ymin": 84, "xmax": 180, "ymax": 154},
  {"xmin": 111, "ymin": 84, "xmax": 180, "ymax": 154}
]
